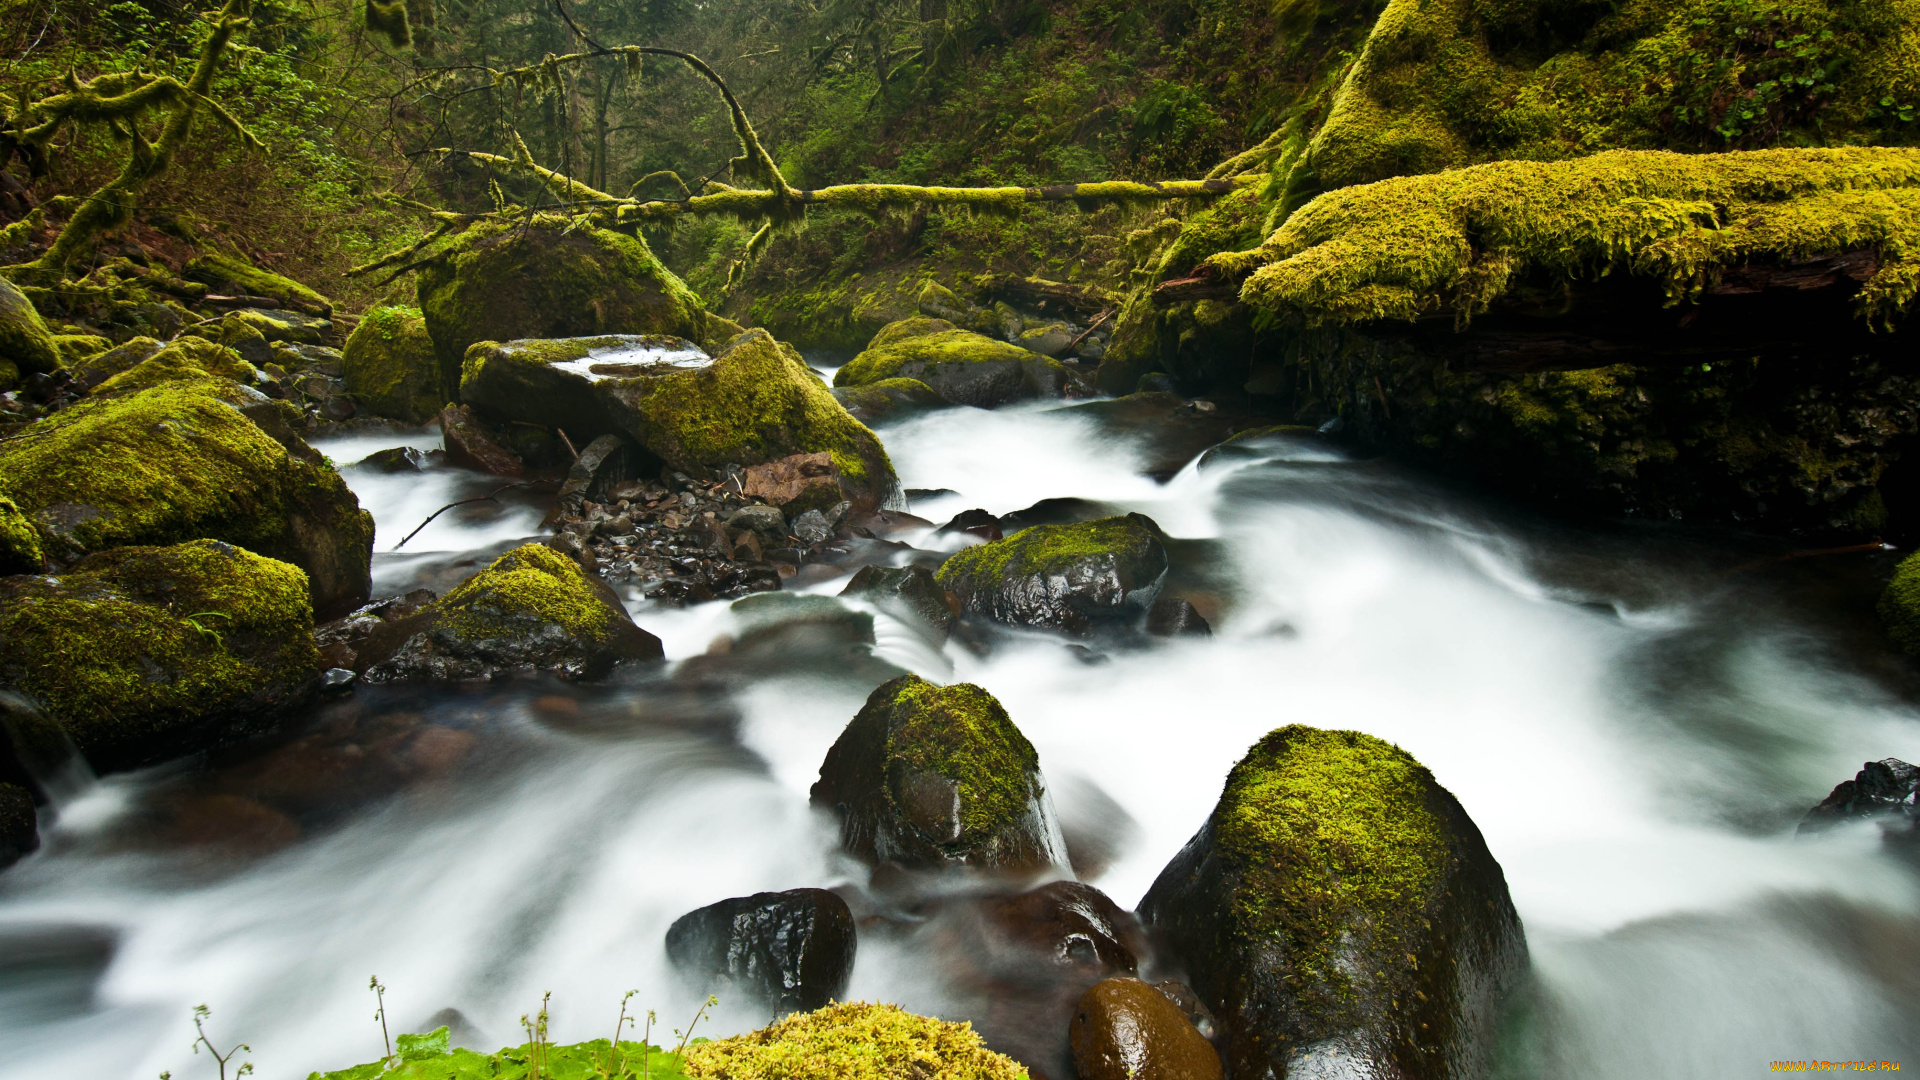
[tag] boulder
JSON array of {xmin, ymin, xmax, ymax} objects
[
  {"xmin": 416, "ymin": 218, "xmax": 737, "ymax": 394},
  {"xmin": 460, "ymin": 330, "xmax": 897, "ymax": 512},
  {"xmin": 1146, "ymin": 596, "xmax": 1211, "ymax": 637},
  {"xmin": 665, "ymin": 888, "xmax": 857, "ymax": 1013},
  {"xmin": 831, "ymin": 377, "xmax": 946, "ymax": 424},
  {"xmin": 1798, "ymin": 758, "xmax": 1919, "ymax": 847},
  {"xmin": 51, "ymin": 333, "xmax": 112, "ymax": 366},
  {"xmin": 834, "ymin": 321, "xmax": 1068, "ymax": 408},
  {"xmin": 0, "ymin": 275, "xmax": 58, "ymax": 391},
  {"xmin": 354, "ymin": 446, "xmax": 434, "ymax": 474},
  {"xmin": 936, "ymin": 514, "xmax": 1168, "ymax": 635},
  {"xmin": 0, "ymin": 782, "xmax": 37, "ymax": 871},
  {"xmin": 0, "ymin": 540, "xmax": 321, "ymax": 774},
  {"xmin": 809, "ymin": 674, "xmax": 1066, "ymax": 875},
  {"xmin": 1879, "ymin": 553, "xmax": 1920, "ymax": 653},
  {"xmin": 0, "ymin": 381, "xmax": 374, "ymax": 618},
  {"xmin": 1064, "ymin": 393, "xmax": 1248, "ymax": 480},
  {"xmin": 0, "ymin": 496, "xmax": 42, "ymax": 575},
  {"xmin": 1070, "ymin": 977, "xmax": 1223, "ymax": 1080},
  {"xmin": 737, "ymin": 452, "xmax": 841, "ymax": 517},
  {"xmin": 354, "ymin": 543, "xmax": 663, "ymax": 682},
  {"xmin": 183, "ymin": 252, "xmax": 333, "ymax": 317},
  {"xmin": 90, "ymin": 337, "xmax": 259, "ymax": 398},
  {"xmin": 840, "ymin": 564, "xmax": 955, "ymax": 641},
  {"xmin": 437, "ymin": 404, "xmax": 524, "ymax": 477},
  {"xmin": 68, "ymin": 336, "xmax": 162, "ymax": 390},
  {"xmin": 1016, "ymin": 322, "xmax": 1076, "ymax": 357},
  {"xmin": 227, "ymin": 307, "xmax": 333, "ymax": 345},
  {"xmin": 1139, "ymin": 725, "xmax": 1527, "ymax": 1080},
  {"xmin": 342, "ymin": 307, "xmax": 446, "ymax": 423}
]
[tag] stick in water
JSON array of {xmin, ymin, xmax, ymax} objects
[{"xmin": 391, "ymin": 484, "xmax": 531, "ymax": 550}]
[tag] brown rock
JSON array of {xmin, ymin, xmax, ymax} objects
[
  {"xmin": 438, "ymin": 404, "xmax": 524, "ymax": 477},
  {"xmin": 165, "ymin": 793, "xmax": 302, "ymax": 856},
  {"xmin": 741, "ymin": 452, "xmax": 840, "ymax": 514},
  {"xmin": 407, "ymin": 726, "xmax": 477, "ymax": 773},
  {"xmin": 1070, "ymin": 977, "xmax": 1223, "ymax": 1080}
]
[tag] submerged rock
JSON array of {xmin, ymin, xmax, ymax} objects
[
  {"xmin": 1146, "ymin": 596, "xmax": 1211, "ymax": 638},
  {"xmin": 1139, "ymin": 725, "xmax": 1527, "ymax": 1080},
  {"xmin": 1799, "ymin": 758, "xmax": 1918, "ymax": 850},
  {"xmin": 460, "ymin": 330, "xmax": 898, "ymax": 512},
  {"xmin": 936, "ymin": 514, "xmax": 1168, "ymax": 635},
  {"xmin": 834, "ymin": 320, "xmax": 1067, "ymax": 408},
  {"xmin": 666, "ymin": 888, "xmax": 857, "ymax": 1013},
  {"xmin": 0, "ymin": 540, "xmax": 321, "ymax": 773},
  {"xmin": 840, "ymin": 564, "xmax": 955, "ymax": 641},
  {"xmin": 831, "ymin": 376, "xmax": 945, "ymax": 424},
  {"xmin": 810, "ymin": 674, "xmax": 1066, "ymax": 875},
  {"xmin": 1070, "ymin": 977, "xmax": 1223, "ymax": 1080},
  {"xmin": 0, "ymin": 782, "xmax": 37, "ymax": 871},
  {"xmin": 0, "ymin": 382, "xmax": 374, "ymax": 618},
  {"xmin": 355, "ymin": 543, "xmax": 663, "ymax": 682},
  {"xmin": 343, "ymin": 307, "xmax": 447, "ymax": 423}
]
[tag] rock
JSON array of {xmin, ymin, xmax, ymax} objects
[
  {"xmin": 681, "ymin": 1002, "xmax": 1027, "ymax": 1080},
  {"xmin": 227, "ymin": 307, "xmax": 333, "ymax": 345},
  {"xmin": 0, "ymin": 540, "xmax": 321, "ymax": 773},
  {"xmin": 549, "ymin": 434, "xmax": 639, "ymax": 519},
  {"xmin": 1070, "ymin": 977, "xmax": 1223, "ymax": 1080},
  {"xmin": 831, "ymin": 376, "xmax": 946, "ymax": 423},
  {"xmin": 997, "ymin": 497, "xmax": 1109, "ymax": 533},
  {"xmin": 0, "ymin": 495, "xmax": 42, "ymax": 575},
  {"xmin": 740, "ymin": 452, "xmax": 843, "ymax": 517},
  {"xmin": 0, "ymin": 782, "xmax": 37, "ymax": 871},
  {"xmin": 1146, "ymin": 596, "xmax": 1211, "ymax": 637},
  {"xmin": 416, "ymin": 218, "xmax": 737, "ymax": 392},
  {"xmin": 938, "ymin": 508, "xmax": 1004, "ymax": 542},
  {"xmin": 1016, "ymin": 322, "xmax": 1076, "ymax": 357},
  {"xmin": 354, "ymin": 543, "xmax": 663, "ymax": 682},
  {"xmin": 1799, "ymin": 758, "xmax": 1919, "ymax": 839},
  {"xmin": 835, "ymin": 320, "xmax": 1068, "ymax": 408},
  {"xmin": 342, "ymin": 307, "xmax": 447, "ymax": 424},
  {"xmin": 1139, "ymin": 725, "xmax": 1527, "ymax": 1080},
  {"xmin": 459, "ymin": 330, "xmax": 897, "ymax": 512},
  {"xmin": 90, "ymin": 337, "xmax": 260, "ymax": 398},
  {"xmin": 437, "ymin": 404, "xmax": 524, "ymax": 476},
  {"xmin": 727, "ymin": 504, "xmax": 789, "ymax": 539},
  {"xmin": 1879, "ymin": 553, "xmax": 1920, "ymax": 653},
  {"xmin": 809, "ymin": 674, "xmax": 1066, "ymax": 875},
  {"xmin": 1065, "ymin": 393, "xmax": 1248, "ymax": 479},
  {"xmin": 51, "ymin": 333, "xmax": 112, "ymax": 366},
  {"xmin": 936, "ymin": 514, "xmax": 1169, "ymax": 636},
  {"xmin": 665, "ymin": 888, "xmax": 857, "ymax": 1013},
  {"xmin": 681, "ymin": 593, "xmax": 900, "ymax": 683},
  {"xmin": 198, "ymin": 314, "xmax": 275, "ymax": 365},
  {"xmin": 67, "ymin": 335, "xmax": 162, "ymax": 390},
  {"xmin": 184, "ymin": 252, "xmax": 333, "ymax": 317},
  {"xmin": 0, "ymin": 381, "xmax": 375, "ymax": 618},
  {"xmin": 273, "ymin": 341, "xmax": 345, "ymax": 374},
  {"xmin": 1052, "ymin": 773, "xmax": 1141, "ymax": 882},
  {"xmin": 0, "ymin": 276, "xmax": 59, "ymax": 391},
  {"xmin": 355, "ymin": 446, "xmax": 433, "ymax": 473},
  {"xmin": 839, "ymin": 564, "xmax": 955, "ymax": 640},
  {"xmin": 790, "ymin": 508, "xmax": 833, "ymax": 546}
]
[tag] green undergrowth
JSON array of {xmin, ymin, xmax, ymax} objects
[
  {"xmin": 311, "ymin": 1030, "xmax": 690, "ymax": 1080},
  {"xmin": 1216, "ymin": 146, "xmax": 1920, "ymax": 326},
  {"xmin": 877, "ymin": 675, "xmax": 1041, "ymax": 842}
]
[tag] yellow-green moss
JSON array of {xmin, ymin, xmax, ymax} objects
[
  {"xmin": 0, "ymin": 539, "xmax": 318, "ymax": 767},
  {"xmin": 866, "ymin": 316, "xmax": 957, "ymax": 351},
  {"xmin": 185, "ymin": 252, "xmax": 333, "ymax": 316},
  {"xmin": 92, "ymin": 337, "xmax": 259, "ymax": 397},
  {"xmin": 1879, "ymin": 551, "xmax": 1920, "ymax": 652},
  {"xmin": 436, "ymin": 543, "xmax": 614, "ymax": 641},
  {"xmin": 69, "ymin": 336, "xmax": 162, "ymax": 387},
  {"xmin": 936, "ymin": 516, "xmax": 1158, "ymax": 589},
  {"xmin": 341, "ymin": 305, "xmax": 446, "ymax": 423},
  {"xmin": 308, "ymin": 1032, "xmax": 689, "ymax": 1080},
  {"xmin": 0, "ymin": 495, "xmax": 42, "ymax": 574},
  {"xmin": 834, "ymin": 329, "xmax": 1037, "ymax": 389},
  {"xmin": 1219, "ymin": 147, "xmax": 1920, "ymax": 327},
  {"xmin": 682, "ymin": 1001, "xmax": 1027, "ymax": 1080},
  {"xmin": 50, "ymin": 333, "xmax": 111, "ymax": 366},
  {"xmin": 0, "ymin": 275, "xmax": 59, "ymax": 379},
  {"xmin": 879, "ymin": 675, "xmax": 1042, "ymax": 840},
  {"xmin": 833, "ymin": 377, "xmax": 945, "ymax": 421},
  {"xmin": 1212, "ymin": 725, "xmax": 1449, "ymax": 1011}
]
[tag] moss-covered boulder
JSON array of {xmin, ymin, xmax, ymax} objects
[
  {"xmin": 0, "ymin": 275, "xmax": 58, "ymax": 390},
  {"xmin": 0, "ymin": 382, "xmax": 374, "ymax": 618},
  {"xmin": 0, "ymin": 539, "xmax": 321, "ymax": 773},
  {"xmin": 810, "ymin": 673, "xmax": 1067, "ymax": 875},
  {"xmin": 68, "ymin": 336, "xmax": 162, "ymax": 389},
  {"xmin": 91, "ymin": 337, "xmax": 260, "ymax": 397},
  {"xmin": 936, "ymin": 514, "xmax": 1168, "ymax": 635},
  {"xmin": 835, "ymin": 322, "xmax": 1068, "ymax": 408},
  {"xmin": 461, "ymin": 330, "xmax": 898, "ymax": 512},
  {"xmin": 51, "ymin": 333, "xmax": 111, "ymax": 366},
  {"xmin": 354, "ymin": 543, "xmax": 663, "ymax": 682},
  {"xmin": 0, "ymin": 496, "xmax": 42, "ymax": 575},
  {"xmin": 1878, "ymin": 552, "xmax": 1920, "ymax": 652},
  {"xmin": 342, "ymin": 306, "xmax": 446, "ymax": 423},
  {"xmin": 1139, "ymin": 726, "xmax": 1526, "ymax": 1080},
  {"xmin": 184, "ymin": 252, "xmax": 333, "ymax": 317},
  {"xmin": 831, "ymin": 376, "xmax": 946, "ymax": 424},
  {"xmin": 417, "ymin": 217, "xmax": 740, "ymax": 397},
  {"xmin": 227, "ymin": 307, "xmax": 333, "ymax": 345}
]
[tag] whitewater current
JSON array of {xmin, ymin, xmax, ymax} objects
[{"xmin": 2, "ymin": 400, "xmax": 1917, "ymax": 1079}]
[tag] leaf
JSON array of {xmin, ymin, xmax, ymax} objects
[{"xmin": 396, "ymin": 1027, "xmax": 451, "ymax": 1063}]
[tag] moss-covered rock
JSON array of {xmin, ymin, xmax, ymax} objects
[
  {"xmin": 227, "ymin": 307, "xmax": 333, "ymax": 344},
  {"xmin": 0, "ymin": 496, "xmax": 43, "ymax": 576},
  {"xmin": 809, "ymin": 673, "xmax": 1066, "ymax": 875},
  {"xmin": 461, "ymin": 330, "xmax": 898, "ymax": 512},
  {"xmin": 0, "ymin": 382, "xmax": 374, "ymax": 617},
  {"xmin": 831, "ymin": 376, "xmax": 947, "ymax": 424},
  {"xmin": 50, "ymin": 333, "xmax": 111, "ymax": 366},
  {"xmin": 0, "ymin": 275, "xmax": 58, "ymax": 389},
  {"xmin": 936, "ymin": 514, "xmax": 1168, "ymax": 635},
  {"xmin": 185, "ymin": 252, "xmax": 333, "ymax": 317},
  {"xmin": 354, "ymin": 543, "xmax": 663, "ymax": 681},
  {"xmin": 417, "ymin": 217, "xmax": 738, "ymax": 397},
  {"xmin": 68, "ymin": 336, "xmax": 162, "ymax": 389},
  {"xmin": 342, "ymin": 306, "xmax": 446, "ymax": 423},
  {"xmin": 0, "ymin": 539, "xmax": 320, "ymax": 773},
  {"xmin": 1878, "ymin": 552, "xmax": 1920, "ymax": 652},
  {"xmin": 1139, "ymin": 725, "xmax": 1526, "ymax": 1080},
  {"xmin": 91, "ymin": 337, "xmax": 260, "ymax": 397},
  {"xmin": 834, "ymin": 325, "xmax": 1067, "ymax": 408}
]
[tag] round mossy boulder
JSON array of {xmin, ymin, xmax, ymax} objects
[
  {"xmin": 935, "ymin": 513, "xmax": 1168, "ymax": 635},
  {"xmin": 417, "ymin": 217, "xmax": 740, "ymax": 396},
  {"xmin": 342, "ymin": 306, "xmax": 446, "ymax": 423},
  {"xmin": 810, "ymin": 673, "xmax": 1067, "ymax": 875},
  {"xmin": 353, "ymin": 542, "xmax": 664, "ymax": 681},
  {"xmin": 1878, "ymin": 551, "xmax": 1920, "ymax": 652},
  {"xmin": 835, "ymin": 321, "xmax": 1069, "ymax": 408},
  {"xmin": 90, "ymin": 337, "xmax": 260, "ymax": 398},
  {"xmin": 0, "ymin": 539, "xmax": 321, "ymax": 773},
  {"xmin": 0, "ymin": 381, "xmax": 374, "ymax": 618},
  {"xmin": 0, "ymin": 495, "xmax": 42, "ymax": 575},
  {"xmin": 1138, "ymin": 725, "xmax": 1527, "ymax": 1080},
  {"xmin": 0, "ymin": 276, "xmax": 58, "ymax": 390},
  {"xmin": 461, "ymin": 329, "xmax": 899, "ymax": 513}
]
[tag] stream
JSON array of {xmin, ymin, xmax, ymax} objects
[{"xmin": 3, "ymin": 397, "xmax": 1918, "ymax": 1079}]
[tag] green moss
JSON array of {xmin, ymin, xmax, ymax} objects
[
  {"xmin": 879, "ymin": 675, "xmax": 1041, "ymax": 840},
  {"xmin": 832, "ymin": 377, "xmax": 946, "ymax": 421},
  {"xmin": 436, "ymin": 543, "xmax": 614, "ymax": 641},
  {"xmin": 50, "ymin": 333, "xmax": 112, "ymax": 366},
  {"xmin": 1218, "ymin": 147, "xmax": 1920, "ymax": 327},
  {"xmin": 1211, "ymin": 725, "xmax": 1449, "ymax": 1013},
  {"xmin": 1879, "ymin": 551, "xmax": 1920, "ymax": 652},
  {"xmin": 92, "ymin": 338, "xmax": 259, "ymax": 397},
  {"xmin": 0, "ymin": 495, "xmax": 42, "ymax": 574},
  {"xmin": 866, "ymin": 316, "xmax": 957, "ymax": 351},
  {"xmin": 0, "ymin": 275, "xmax": 59, "ymax": 379},
  {"xmin": 69, "ymin": 336, "xmax": 162, "ymax": 388},
  {"xmin": 834, "ymin": 329, "xmax": 1037, "ymax": 388},
  {"xmin": 342, "ymin": 305, "xmax": 446, "ymax": 423},
  {"xmin": 936, "ymin": 516, "xmax": 1158, "ymax": 590},
  {"xmin": 310, "ymin": 1035, "xmax": 689, "ymax": 1080},
  {"xmin": 227, "ymin": 307, "xmax": 332, "ymax": 344},
  {"xmin": 0, "ymin": 539, "xmax": 318, "ymax": 767},
  {"xmin": 185, "ymin": 252, "xmax": 334, "ymax": 316},
  {"xmin": 682, "ymin": 1001, "xmax": 1028, "ymax": 1080}
]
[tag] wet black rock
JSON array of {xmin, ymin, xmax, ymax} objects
[
  {"xmin": 1070, "ymin": 977, "xmax": 1223, "ymax": 1080},
  {"xmin": 997, "ymin": 497, "xmax": 1109, "ymax": 533},
  {"xmin": 1065, "ymin": 393, "xmax": 1251, "ymax": 480},
  {"xmin": 681, "ymin": 593, "xmax": 901, "ymax": 684},
  {"xmin": 938, "ymin": 508, "xmax": 1004, "ymax": 543},
  {"xmin": 550, "ymin": 433, "xmax": 640, "ymax": 520},
  {"xmin": 1139, "ymin": 725, "xmax": 1527, "ymax": 1080},
  {"xmin": 935, "ymin": 514, "xmax": 1168, "ymax": 636},
  {"xmin": 840, "ymin": 564, "xmax": 956, "ymax": 640},
  {"xmin": 727, "ymin": 504, "xmax": 787, "ymax": 538},
  {"xmin": 355, "ymin": 446, "xmax": 434, "ymax": 473},
  {"xmin": 1051, "ymin": 773, "xmax": 1142, "ymax": 882},
  {"xmin": 1146, "ymin": 596, "xmax": 1212, "ymax": 637},
  {"xmin": 665, "ymin": 888, "xmax": 857, "ymax": 1014},
  {"xmin": 1800, "ymin": 759, "xmax": 1918, "ymax": 851},
  {"xmin": 0, "ymin": 781, "xmax": 37, "ymax": 870}
]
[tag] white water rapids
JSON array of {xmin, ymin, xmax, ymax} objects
[{"xmin": 2, "ymin": 400, "xmax": 1917, "ymax": 1079}]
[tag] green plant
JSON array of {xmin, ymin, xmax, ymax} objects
[
  {"xmin": 369, "ymin": 975, "xmax": 392, "ymax": 1063},
  {"xmin": 189, "ymin": 1004, "xmax": 253, "ymax": 1080}
]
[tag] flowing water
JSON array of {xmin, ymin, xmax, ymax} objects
[{"xmin": 4, "ymin": 399, "xmax": 1919, "ymax": 1079}]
